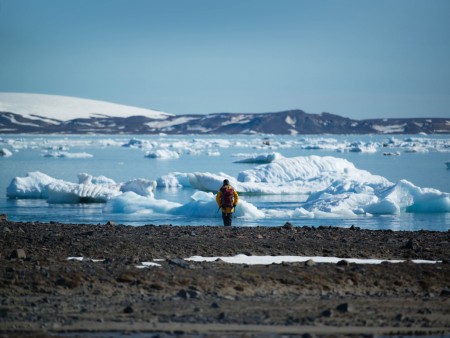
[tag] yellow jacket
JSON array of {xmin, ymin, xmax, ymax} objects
[{"xmin": 216, "ymin": 185, "xmax": 239, "ymax": 213}]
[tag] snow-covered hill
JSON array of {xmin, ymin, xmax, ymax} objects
[
  {"xmin": 0, "ymin": 93, "xmax": 171, "ymax": 123},
  {"xmin": 0, "ymin": 93, "xmax": 449, "ymax": 134}
]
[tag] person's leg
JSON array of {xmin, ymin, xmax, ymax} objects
[{"xmin": 222, "ymin": 212, "xmax": 232, "ymax": 226}]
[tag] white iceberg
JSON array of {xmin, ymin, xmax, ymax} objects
[
  {"xmin": 46, "ymin": 180, "xmax": 120, "ymax": 203},
  {"xmin": 176, "ymin": 155, "xmax": 450, "ymax": 217},
  {"xmin": 365, "ymin": 179, "xmax": 450, "ymax": 214},
  {"xmin": 156, "ymin": 173, "xmax": 191, "ymax": 188},
  {"xmin": 104, "ymin": 191, "xmax": 180, "ymax": 214},
  {"xmin": 6, "ymin": 172, "xmax": 157, "ymax": 203},
  {"xmin": 347, "ymin": 142, "xmax": 378, "ymax": 153},
  {"xmin": 43, "ymin": 151, "xmax": 93, "ymax": 158},
  {"xmin": 187, "ymin": 156, "xmax": 389, "ymax": 196},
  {"xmin": 105, "ymin": 190, "xmax": 264, "ymax": 220},
  {"xmin": 145, "ymin": 149, "xmax": 180, "ymax": 159},
  {"xmin": 233, "ymin": 152, "xmax": 285, "ymax": 164},
  {"xmin": 120, "ymin": 179, "xmax": 157, "ymax": 197},
  {"xmin": 7, "ymin": 171, "xmax": 59, "ymax": 199}
]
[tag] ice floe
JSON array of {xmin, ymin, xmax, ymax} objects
[
  {"xmin": 1, "ymin": 134, "xmax": 449, "ymax": 157},
  {"xmin": 43, "ymin": 151, "xmax": 94, "ymax": 158}
]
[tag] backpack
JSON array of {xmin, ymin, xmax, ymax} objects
[{"xmin": 220, "ymin": 185, "xmax": 235, "ymax": 208}]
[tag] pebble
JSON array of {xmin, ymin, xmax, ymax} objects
[
  {"xmin": 10, "ymin": 249, "xmax": 26, "ymax": 260},
  {"xmin": 305, "ymin": 259, "xmax": 316, "ymax": 267},
  {"xmin": 321, "ymin": 309, "xmax": 333, "ymax": 317},
  {"xmin": 336, "ymin": 303, "xmax": 353, "ymax": 313},
  {"xmin": 336, "ymin": 259, "xmax": 349, "ymax": 266},
  {"xmin": 123, "ymin": 305, "xmax": 134, "ymax": 314},
  {"xmin": 282, "ymin": 222, "xmax": 294, "ymax": 230},
  {"xmin": 168, "ymin": 257, "xmax": 190, "ymax": 269}
]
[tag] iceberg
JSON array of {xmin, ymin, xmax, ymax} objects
[
  {"xmin": 6, "ymin": 155, "xmax": 449, "ymax": 219},
  {"xmin": 176, "ymin": 155, "xmax": 449, "ymax": 217},
  {"xmin": 7, "ymin": 171, "xmax": 59, "ymax": 199},
  {"xmin": 364, "ymin": 179, "xmax": 450, "ymax": 214},
  {"xmin": 347, "ymin": 141, "xmax": 378, "ymax": 153},
  {"xmin": 237, "ymin": 156, "xmax": 361, "ymax": 184},
  {"xmin": 121, "ymin": 179, "xmax": 156, "ymax": 197},
  {"xmin": 6, "ymin": 172, "xmax": 157, "ymax": 203},
  {"xmin": 233, "ymin": 152, "xmax": 285, "ymax": 164},
  {"xmin": 105, "ymin": 190, "xmax": 264, "ymax": 220},
  {"xmin": 43, "ymin": 151, "xmax": 93, "ymax": 158},
  {"xmin": 104, "ymin": 191, "xmax": 181, "ymax": 214},
  {"xmin": 157, "ymin": 173, "xmax": 190, "ymax": 188},
  {"xmin": 145, "ymin": 149, "xmax": 180, "ymax": 159},
  {"xmin": 187, "ymin": 156, "xmax": 389, "ymax": 196},
  {"xmin": 46, "ymin": 181, "xmax": 120, "ymax": 203}
]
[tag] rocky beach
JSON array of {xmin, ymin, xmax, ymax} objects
[{"xmin": 0, "ymin": 216, "xmax": 449, "ymax": 337}]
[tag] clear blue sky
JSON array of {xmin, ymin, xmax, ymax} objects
[{"xmin": 1, "ymin": 0, "xmax": 449, "ymax": 119}]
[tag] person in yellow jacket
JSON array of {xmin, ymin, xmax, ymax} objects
[{"xmin": 216, "ymin": 179, "xmax": 239, "ymax": 226}]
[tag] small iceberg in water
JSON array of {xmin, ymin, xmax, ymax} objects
[
  {"xmin": 233, "ymin": 152, "xmax": 285, "ymax": 164},
  {"xmin": 7, "ymin": 172, "xmax": 156, "ymax": 203}
]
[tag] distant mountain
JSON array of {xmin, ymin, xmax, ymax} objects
[{"xmin": 0, "ymin": 93, "xmax": 449, "ymax": 134}]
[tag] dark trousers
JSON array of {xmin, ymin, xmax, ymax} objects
[{"xmin": 222, "ymin": 212, "xmax": 233, "ymax": 226}]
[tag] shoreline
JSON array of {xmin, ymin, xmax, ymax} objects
[{"xmin": 1, "ymin": 219, "xmax": 449, "ymax": 337}]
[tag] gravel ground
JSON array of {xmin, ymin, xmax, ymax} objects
[{"xmin": 0, "ymin": 217, "xmax": 449, "ymax": 337}]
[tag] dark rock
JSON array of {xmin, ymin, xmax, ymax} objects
[
  {"xmin": 402, "ymin": 238, "xmax": 422, "ymax": 251},
  {"xmin": 150, "ymin": 283, "xmax": 164, "ymax": 290},
  {"xmin": 106, "ymin": 221, "xmax": 116, "ymax": 226},
  {"xmin": 116, "ymin": 272, "xmax": 138, "ymax": 283},
  {"xmin": 123, "ymin": 305, "xmax": 134, "ymax": 314},
  {"xmin": 177, "ymin": 289, "xmax": 190, "ymax": 299},
  {"xmin": 55, "ymin": 276, "xmax": 81, "ymax": 289},
  {"xmin": 336, "ymin": 303, "xmax": 353, "ymax": 313},
  {"xmin": 302, "ymin": 334, "xmax": 315, "ymax": 338},
  {"xmin": 305, "ymin": 259, "xmax": 316, "ymax": 267},
  {"xmin": 321, "ymin": 309, "xmax": 333, "ymax": 317},
  {"xmin": 395, "ymin": 313, "xmax": 404, "ymax": 321},
  {"xmin": 0, "ymin": 214, "xmax": 7, "ymax": 221},
  {"xmin": 168, "ymin": 257, "xmax": 190, "ymax": 269},
  {"xmin": 0, "ymin": 308, "xmax": 8, "ymax": 318},
  {"xmin": 10, "ymin": 249, "xmax": 26, "ymax": 259},
  {"xmin": 336, "ymin": 260, "xmax": 349, "ymax": 266},
  {"xmin": 211, "ymin": 302, "xmax": 220, "ymax": 308},
  {"xmin": 102, "ymin": 258, "xmax": 113, "ymax": 265},
  {"xmin": 440, "ymin": 288, "xmax": 450, "ymax": 297},
  {"xmin": 282, "ymin": 222, "xmax": 294, "ymax": 230}
]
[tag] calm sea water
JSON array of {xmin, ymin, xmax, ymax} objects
[{"xmin": 1, "ymin": 134, "xmax": 449, "ymax": 231}]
